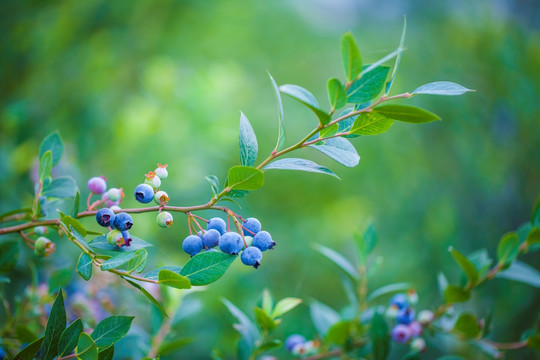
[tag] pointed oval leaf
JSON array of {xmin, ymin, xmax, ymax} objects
[
  {"xmin": 254, "ymin": 307, "xmax": 277, "ymax": 332},
  {"xmin": 347, "ymin": 66, "xmax": 390, "ymax": 104},
  {"xmin": 158, "ymin": 269, "xmax": 191, "ymax": 289},
  {"xmin": 77, "ymin": 333, "xmax": 98, "ymax": 360},
  {"xmin": 452, "ymin": 313, "xmax": 481, "ymax": 339},
  {"xmin": 328, "ymin": 78, "xmax": 347, "ymax": 111},
  {"xmin": 341, "ymin": 32, "xmax": 362, "ymax": 82},
  {"xmin": 279, "ymin": 84, "xmax": 330, "ymax": 125},
  {"xmin": 310, "ymin": 300, "xmax": 340, "ymax": 336},
  {"xmin": 39, "ymin": 131, "xmax": 64, "ymax": 166},
  {"xmin": 374, "ymin": 104, "xmax": 440, "ymax": 124},
  {"xmin": 76, "ymin": 253, "xmax": 92, "ymax": 281},
  {"xmin": 367, "ymin": 282, "xmax": 412, "ymax": 303},
  {"xmin": 227, "ymin": 166, "xmax": 264, "ymax": 191},
  {"xmin": 350, "ymin": 112, "xmax": 394, "ymax": 135},
  {"xmin": 100, "ymin": 252, "xmax": 138, "ymax": 271},
  {"xmin": 144, "ymin": 266, "xmax": 183, "ymax": 281},
  {"xmin": 315, "ymin": 244, "xmax": 360, "ymax": 280},
  {"xmin": 271, "ymin": 297, "xmax": 302, "ymax": 318},
  {"xmin": 496, "ymin": 260, "xmax": 540, "ymax": 288},
  {"xmin": 412, "ymin": 81, "xmax": 473, "ymax": 96},
  {"xmin": 123, "ymin": 278, "xmax": 168, "ymax": 317},
  {"xmin": 58, "ymin": 319, "xmax": 83, "ymax": 357},
  {"xmin": 309, "ymin": 137, "xmax": 360, "ymax": 168},
  {"xmin": 39, "ymin": 151, "xmax": 53, "ymax": 182},
  {"xmin": 448, "ymin": 247, "xmax": 479, "ymax": 285},
  {"xmin": 263, "ymin": 158, "xmax": 339, "ymax": 179},
  {"xmin": 326, "ymin": 320, "xmax": 353, "ymax": 345},
  {"xmin": 42, "ymin": 176, "xmax": 77, "ymax": 199},
  {"xmin": 239, "ymin": 112, "xmax": 258, "ymax": 167},
  {"xmin": 180, "ymin": 251, "xmax": 236, "ymax": 286},
  {"xmin": 13, "ymin": 337, "xmax": 44, "ymax": 360},
  {"xmin": 370, "ymin": 312, "xmax": 390, "ymax": 360},
  {"xmin": 268, "ymin": 72, "xmax": 286, "ymax": 151},
  {"xmin": 386, "ymin": 16, "xmax": 407, "ymax": 94},
  {"xmin": 496, "ymin": 232, "xmax": 519, "ymax": 267},
  {"xmin": 526, "ymin": 227, "xmax": 540, "ymax": 246},
  {"xmin": 222, "ymin": 298, "xmax": 260, "ymax": 349},
  {"xmin": 41, "ymin": 291, "xmax": 67, "ymax": 360},
  {"xmin": 91, "ymin": 316, "xmax": 134, "ymax": 347},
  {"xmin": 444, "ymin": 285, "xmax": 471, "ymax": 303}
]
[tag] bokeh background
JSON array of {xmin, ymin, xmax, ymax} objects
[{"xmin": 1, "ymin": 0, "xmax": 539, "ymax": 358}]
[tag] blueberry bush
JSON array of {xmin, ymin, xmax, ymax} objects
[{"xmin": 1, "ymin": 22, "xmax": 539, "ymax": 360}]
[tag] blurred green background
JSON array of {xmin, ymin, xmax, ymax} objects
[{"xmin": 1, "ymin": 0, "xmax": 539, "ymax": 358}]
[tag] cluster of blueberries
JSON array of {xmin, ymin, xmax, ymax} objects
[
  {"xmin": 182, "ymin": 217, "xmax": 276, "ymax": 269},
  {"xmin": 87, "ymin": 176, "xmax": 125, "ymax": 210},
  {"xmin": 133, "ymin": 164, "xmax": 173, "ymax": 228},
  {"xmin": 95, "ymin": 208, "xmax": 134, "ymax": 247},
  {"xmin": 387, "ymin": 292, "xmax": 433, "ymax": 353}
]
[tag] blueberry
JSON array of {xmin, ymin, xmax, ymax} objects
[
  {"xmin": 182, "ymin": 234, "xmax": 203, "ymax": 256},
  {"xmin": 96, "ymin": 208, "xmax": 115, "ymax": 227},
  {"xmin": 389, "ymin": 293, "xmax": 408, "ymax": 310},
  {"xmin": 241, "ymin": 246, "xmax": 262, "ymax": 268},
  {"xmin": 408, "ymin": 321, "xmax": 423, "ymax": 337},
  {"xmin": 410, "ymin": 337, "xmax": 426, "ymax": 352},
  {"xmin": 417, "ymin": 310, "xmax": 434, "ymax": 325},
  {"xmin": 207, "ymin": 217, "xmax": 227, "ymax": 235},
  {"xmin": 154, "ymin": 190, "xmax": 170, "ymax": 205},
  {"xmin": 396, "ymin": 307, "xmax": 415, "ymax": 325},
  {"xmin": 113, "ymin": 212, "xmax": 133, "ymax": 231},
  {"xmin": 218, "ymin": 232, "xmax": 243, "ymax": 255},
  {"xmin": 106, "ymin": 188, "xmax": 124, "ymax": 202},
  {"xmin": 252, "ymin": 231, "xmax": 275, "ymax": 251},
  {"xmin": 155, "ymin": 163, "xmax": 168, "ymax": 179},
  {"xmin": 202, "ymin": 229, "xmax": 220, "ymax": 248},
  {"xmin": 285, "ymin": 334, "xmax": 306, "ymax": 352},
  {"xmin": 156, "ymin": 211, "xmax": 173, "ymax": 228},
  {"xmin": 107, "ymin": 230, "xmax": 123, "ymax": 247},
  {"xmin": 134, "ymin": 183, "xmax": 154, "ymax": 204},
  {"xmin": 35, "ymin": 237, "xmax": 55, "ymax": 257},
  {"xmin": 391, "ymin": 324, "xmax": 412, "ymax": 343},
  {"xmin": 242, "ymin": 217, "xmax": 261, "ymax": 236},
  {"xmin": 87, "ymin": 176, "xmax": 107, "ymax": 194},
  {"xmin": 144, "ymin": 171, "xmax": 161, "ymax": 190}
]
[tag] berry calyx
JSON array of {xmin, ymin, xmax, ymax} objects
[
  {"xmin": 207, "ymin": 217, "xmax": 227, "ymax": 235},
  {"xmin": 155, "ymin": 163, "xmax": 168, "ymax": 179},
  {"xmin": 154, "ymin": 191, "xmax": 170, "ymax": 205},
  {"xmin": 242, "ymin": 217, "xmax": 261, "ymax": 236},
  {"xmin": 107, "ymin": 230, "xmax": 124, "ymax": 247},
  {"xmin": 202, "ymin": 229, "xmax": 220, "ymax": 248},
  {"xmin": 134, "ymin": 183, "xmax": 154, "ymax": 204},
  {"xmin": 113, "ymin": 212, "xmax": 133, "ymax": 231},
  {"xmin": 96, "ymin": 208, "xmax": 115, "ymax": 227},
  {"xmin": 35, "ymin": 237, "xmax": 55, "ymax": 257},
  {"xmin": 156, "ymin": 211, "xmax": 173, "ymax": 228},
  {"xmin": 87, "ymin": 176, "xmax": 107, "ymax": 194},
  {"xmin": 182, "ymin": 235, "xmax": 204, "ymax": 256},
  {"xmin": 252, "ymin": 231, "xmax": 275, "ymax": 251},
  {"xmin": 144, "ymin": 171, "xmax": 161, "ymax": 190},
  {"xmin": 218, "ymin": 232, "xmax": 243, "ymax": 255},
  {"xmin": 241, "ymin": 246, "xmax": 262, "ymax": 268}
]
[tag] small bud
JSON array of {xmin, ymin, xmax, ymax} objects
[
  {"xmin": 155, "ymin": 163, "xmax": 168, "ymax": 180},
  {"xmin": 156, "ymin": 211, "xmax": 174, "ymax": 228},
  {"xmin": 410, "ymin": 337, "xmax": 426, "ymax": 352},
  {"xmin": 417, "ymin": 310, "xmax": 434, "ymax": 325},
  {"xmin": 154, "ymin": 191, "xmax": 170, "ymax": 205}
]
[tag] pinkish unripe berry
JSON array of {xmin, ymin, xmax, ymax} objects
[
  {"xmin": 155, "ymin": 163, "xmax": 168, "ymax": 179},
  {"xmin": 156, "ymin": 211, "xmax": 173, "ymax": 228},
  {"xmin": 154, "ymin": 191, "xmax": 170, "ymax": 205},
  {"xmin": 87, "ymin": 176, "xmax": 107, "ymax": 194},
  {"xmin": 408, "ymin": 321, "xmax": 423, "ymax": 337}
]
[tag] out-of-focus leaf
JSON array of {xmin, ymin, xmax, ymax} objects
[
  {"xmin": 123, "ymin": 278, "xmax": 168, "ymax": 317},
  {"xmin": 13, "ymin": 337, "xmax": 44, "ymax": 360},
  {"xmin": 453, "ymin": 313, "xmax": 481, "ymax": 339},
  {"xmin": 444, "ymin": 285, "xmax": 471, "ymax": 303},
  {"xmin": 326, "ymin": 320, "xmax": 353, "ymax": 345},
  {"xmin": 496, "ymin": 232, "xmax": 519, "ymax": 267},
  {"xmin": 254, "ymin": 307, "xmax": 277, "ymax": 332},
  {"xmin": 0, "ymin": 240, "xmax": 19, "ymax": 273},
  {"xmin": 496, "ymin": 260, "xmax": 540, "ymax": 288},
  {"xmin": 367, "ymin": 283, "xmax": 412, "ymax": 303},
  {"xmin": 268, "ymin": 72, "xmax": 286, "ymax": 151},
  {"xmin": 448, "ymin": 246, "xmax": 479, "ymax": 285},
  {"xmin": 222, "ymin": 298, "xmax": 260, "ymax": 351},
  {"xmin": 310, "ymin": 300, "xmax": 340, "ymax": 336},
  {"xmin": 39, "ymin": 131, "xmax": 63, "ymax": 166},
  {"xmin": 205, "ymin": 175, "xmax": 219, "ymax": 198},
  {"xmin": 42, "ymin": 176, "xmax": 77, "ymax": 198},
  {"xmin": 314, "ymin": 244, "xmax": 359, "ymax": 281},
  {"xmin": 370, "ymin": 312, "xmax": 390, "ymax": 360},
  {"xmin": 271, "ymin": 297, "xmax": 302, "ymax": 318},
  {"xmin": 386, "ymin": 16, "xmax": 407, "ymax": 94},
  {"xmin": 39, "ymin": 150, "xmax": 53, "ymax": 182}
]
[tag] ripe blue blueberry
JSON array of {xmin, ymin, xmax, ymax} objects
[
  {"xmin": 396, "ymin": 307, "xmax": 415, "ymax": 325},
  {"xmin": 134, "ymin": 183, "xmax": 154, "ymax": 203},
  {"xmin": 242, "ymin": 217, "xmax": 261, "ymax": 235},
  {"xmin": 285, "ymin": 334, "xmax": 306, "ymax": 352},
  {"xmin": 182, "ymin": 234, "xmax": 204, "ymax": 256},
  {"xmin": 113, "ymin": 212, "xmax": 133, "ymax": 231},
  {"xmin": 389, "ymin": 293, "xmax": 408, "ymax": 310},
  {"xmin": 107, "ymin": 230, "xmax": 124, "ymax": 247},
  {"xmin": 252, "ymin": 231, "xmax": 275, "ymax": 251},
  {"xmin": 202, "ymin": 229, "xmax": 220, "ymax": 248},
  {"xmin": 87, "ymin": 176, "xmax": 107, "ymax": 194},
  {"xmin": 156, "ymin": 211, "xmax": 173, "ymax": 228},
  {"xmin": 241, "ymin": 246, "xmax": 263, "ymax": 268},
  {"xmin": 391, "ymin": 324, "xmax": 411, "ymax": 343},
  {"xmin": 155, "ymin": 163, "xmax": 168, "ymax": 179},
  {"xmin": 207, "ymin": 217, "xmax": 227, "ymax": 235},
  {"xmin": 219, "ymin": 232, "xmax": 243, "ymax": 255},
  {"xmin": 96, "ymin": 208, "xmax": 115, "ymax": 227}
]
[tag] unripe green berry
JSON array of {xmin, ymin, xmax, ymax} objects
[
  {"xmin": 243, "ymin": 236, "xmax": 253, "ymax": 248},
  {"xmin": 156, "ymin": 211, "xmax": 173, "ymax": 228},
  {"xmin": 107, "ymin": 188, "xmax": 124, "ymax": 202},
  {"xmin": 34, "ymin": 237, "xmax": 55, "ymax": 257},
  {"xmin": 155, "ymin": 163, "xmax": 168, "ymax": 179},
  {"xmin": 144, "ymin": 171, "xmax": 161, "ymax": 190},
  {"xmin": 34, "ymin": 226, "xmax": 47, "ymax": 235},
  {"xmin": 107, "ymin": 230, "xmax": 124, "ymax": 247},
  {"xmin": 154, "ymin": 191, "xmax": 170, "ymax": 205}
]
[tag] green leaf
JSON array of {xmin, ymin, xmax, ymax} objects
[
  {"xmin": 279, "ymin": 84, "xmax": 331, "ymax": 125},
  {"xmin": 13, "ymin": 336, "xmax": 44, "ymax": 360},
  {"xmin": 496, "ymin": 260, "xmax": 540, "ymax": 288},
  {"xmin": 123, "ymin": 277, "xmax": 168, "ymax": 317},
  {"xmin": 41, "ymin": 176, "xmax": 77, "ymax": 198},
  {"xmin": 144, "ymin": 266, "xmax": 183, "ymax": 281},
  {"xmin": 319, "ymin": 124, "xmax": 339, "ymax": 139},
  {"xmin": 91, "ymin": 316, "xmax": 134, "ymax": 347},
  {"xmin": 76, "ymin": 333, "xmax": 98, "ymax": 360},
  {"xmin": 59, "ymin": 212, "xmax": 87, "ymax": 237},
  {"xmin": 40, "ymin": 291, "xmax": 67, "ymax": 360},
  {"xmin": 527, "ymin": 334, "xmax": 540, "ymax": 349},
  {"xmin": 347, "ymin": 66, "xmax": 389, "ymax": 104},
  {"xmin": 341, "ymin": 32, "xmax": 362, "ymax": 82},
  {"xmin": 309, "ymin": 137, "xmax": 360, "ymax": 168},
  {"xmin": 49, "ymin": 268, "xmax": 72, "ymax": 292},
  {"xmin": 159, "ymin": 338, "xmax": 194, "ymax": 355},
  {"xmin": 205, "ymin": 175, "xmax": 220, "ymax": 198},
  {"xmin": 158, "ymin": 269, "xmax": 191, "ymax": 289},
  {"xmin": 386, "ymin": 16, "xmax": 407, "ymax": 94},
  {"xmin": 239, "ymin": 112, "xmax": 258, "ymax": 167},
  {"xmin": 444, "ymin": 285, "xmax": 471, "ymax": 303},
  {"xmin": 412, "ymin": 81, "xmax": 473, "ymax": 96},
  {"xmin": 314, "ymin": 244, "xmax": 359, "ymax": 281},
  {"xmin": 355, "ymin": 224, "xmax": 377, "ymax": 265},
  {"xmin": 227, "ymin": 166, "xmax": 264, "ymax": 191},
  {"xmin": 453, "ymin": 313, "xmax": 481, "ymax": 339},
  {"xmin": 349, "ymin": 112, "xmax": 394, "ymax": 135},
  {"xmin": 254, "ymin": 307, "xmax": 277, "ymax": 332},
  {"xmin": 254, "ymin": 339, "xmax": 282, "ymax": 354},
  {"xmin": 89, "ymin": 235, "xmax": 152, "ymax": 252},
  {"xmin": 370, "ymin": 312, "xmax": 390, "ymax": 360},
  {"xmin": 526, "ymin": 227, "xmax": 540, "ymax": 246},
  {"xmin": 98, "ymin": 346, "xmax": 114, "ymax": 360},
  {"xmin": 125, "ymin": 248, "xmax": 148, "ymax": 274},
  {"xmin": 71, "ymin": 191, "xmax": 80, "ymax": 218},
  {"xmin": 271, "ymin": 297, "xmax": 302, "ymax": 318},
  {"xmin": 326, "ymin": 320, "xmax": 352, "ymax": 345},
  {"xmin": 58, "ymin": 319, "xmax": 83, "ymax": 357},
  {"xmin": 268, "ymin": 72, "xmax": 286, "ymax": 151},
  {"xmin": 497, "ymin": 232, "xmax": 520, "ymax": 267},
  {"xmin": 100, "ymin": 252, "xmax": 138, "ymax": 270},
  {"xmin": 39, "ymin": 131, "xmax": 64, "ymax": 166},
  {"xmin": 39, "ymin": 150, "xmax": 53, "ymax": 182},
  {"xmin": 222, "ymin": 298, "xmax": 260, "ymax": 350},
  {"xmin": 367, "ymin": 282, "xmax": 412, "ymax": 303},
  {"xmin": 180, "ymin": 251, "xmax": 237, "ymax": 286},
  {"xmin": 262, "ymin": 289, "xmax": 273, "ymax": 315},
  {"xmin": 328, "ymin": 78, "xmax": 347, "ymax": 111},
  {"xmin": 448, "ymin": 246, "xmax": 479, "ymax": 285},
  {"xmin": 467, "ymin": 249, "xmax": 493, "ymax": 276},
  {"xmin": 532, "ymin": 195, "xmax": 540, "ymax": 227},
  {"xmin": 360, "ymin": 49, "xmax": 401, "ymax": 78},
  {"xmin": 374, "ymin": 104, "xmax": 440, "ymax": 124},
  {"xmin": 77, "ymin": 253, "xmax": 93, "ymax": 281},
  {"xmin": 309, "ymin": 300, "xmax": 340, "ymax": 336},
  {"xmin": 263, "ymin": 158, "xmax": 339, "ymax": 179},
  {"xmin": 0, "ymin": 240, "xmax": 19, "ymax": 273},
  {"xmin": 0, "ymin": 207, "xmax": 32, "ymax": 221}
]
